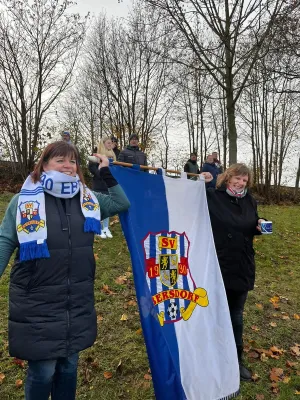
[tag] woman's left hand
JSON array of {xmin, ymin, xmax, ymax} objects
[
  {"xmin": 256, "ymin": 219, "xmax": 264, "ymax": 232},
  {"xmin": 93, "ymin": 154, "xmax": 109, "ymax": 169}
]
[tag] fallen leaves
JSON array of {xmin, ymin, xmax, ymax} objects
[
  {"xmin": 251, "ymin": 325, "xmax": 260, "ymax": 332},
  {"xmin": 115, "ymin": 275, "xmax": 127, "ymax": 285},
  {"xmin": 97, "ymin": 315, "xmax": 104, "ymax": 323},
  {"xmin": 127, "ymin": 300, "xmax": 137, "ymax": 307},
  {"xmin": 103, "ymin": 371, "xmax": 113, "ymax": 380},
  {"xmin": 269, "ymin": 367, "xmax": 284, "ymax": 382},
  {"xmin": 12, "ymin": 358, "xmax": 25, "ymax": 368},
  {"xmin": 291, "ymin": 344, "xmax": 300, "ymax": 357},
  {"xmin": 144, "ymin": 373, "xmax": 152, "ymax": 381},
  {"xmin": 270, "ymin": 346, "xmax": 284, "ymax": 355},
  {"xmin": 252, "ymin": 373, "xmax": 260, "ymax": 382},
  {"xmin": 101, "ymin": 284, "xmax": 116, "ymax": 295},
  {"xmin": 286, "ymin": 360, "xmax": 298, "ymax": 368},
  {"xmin": 15, "ymin": 379, "xmax": 23, "ymax": 388},
  {"xmin": 0, "ymin": 373, "xmax": 5, "ymax": 384},
  {"xmin": 120, "ymin": 314, "xmax": 128, "ymax": 321}
]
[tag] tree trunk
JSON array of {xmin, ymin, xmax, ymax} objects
[
  {"xmin": 226, "ymin": 89, "xmax": 237, "ymax": 165},
  {"xmin": 294, "ymin": 157, "xmax": 300, "ymax": 200}
]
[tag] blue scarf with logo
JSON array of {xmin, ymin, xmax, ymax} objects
[{"xmin": 16, "ymin": 171, "xmax": 101, "ymax": 262}]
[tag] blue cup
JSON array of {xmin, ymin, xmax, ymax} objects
[{"xmin": 260, "ymin": 221, "xmax": 272, "ymax": 234}]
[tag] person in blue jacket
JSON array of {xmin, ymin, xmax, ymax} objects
[{"xmin": 201, "ymin": 154, "xmax": 220, "ymax": 188}]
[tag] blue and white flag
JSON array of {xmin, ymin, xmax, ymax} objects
[{"xmin": 111, "ymin": 166, "xmax": 240, "ymax": 400}]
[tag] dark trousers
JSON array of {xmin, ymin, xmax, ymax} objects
[{"xmin": 225, "ymin": 289, "xmax": 248, "ymax": 361}]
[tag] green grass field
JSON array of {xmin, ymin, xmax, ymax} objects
[{"xmin": 0, "ymin": 193, "xmax": 299, "ymax": 399}]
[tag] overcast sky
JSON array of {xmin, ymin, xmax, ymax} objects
[{"xmin": 73, "ymin": 0, "xmax": 131, "ymax": 18}]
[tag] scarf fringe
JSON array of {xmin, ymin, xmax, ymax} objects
[
  {"xmin": 20, "ymin": 240, "xmax": 50, "ymax": 262},
  {"xmin": 84, "ymin": 217, "xmax": 101, "ymax": 234}
]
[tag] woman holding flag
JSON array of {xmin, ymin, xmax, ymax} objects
[
  {"xmin": 204, "ymin": 163, "xmax": 265, "ymax": 382},
  {"xmin": 0, "ymin": 141, "xmax": 130, "ymax": 400}
]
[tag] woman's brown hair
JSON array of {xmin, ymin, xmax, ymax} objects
[
  {"xmin": 31, "ymin": 141, "xmax": 85, "ymax": 184},
  {"xmin": 216, "ymin": 163, "xmax": 253, "ymax": 188}
]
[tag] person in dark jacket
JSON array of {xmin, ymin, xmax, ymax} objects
[
  {"xmin": 111, "ymin": 136, "xmax": 120, "ymax": 159},
  {"xmin": 118, "ymin": 133, "xmax": 148, "ymax": 172},
  {"xmin": 184, "ymin": 153, "xmax": 200, "ymax": 181},
  {"xmin": 205, "ymin": 163, "xmax": 265, "ymax": 382},
  {"xmin": 201, "ymin": 154, "xmax": 220, "ymax": 188},
  {"xmin": 0, "ymin": 141, "xmax": 130, "ymax": 400}
]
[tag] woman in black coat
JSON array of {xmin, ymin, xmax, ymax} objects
[{"xmin": 204, "ymin": 163, "xmax": 264, "ymax": 382}]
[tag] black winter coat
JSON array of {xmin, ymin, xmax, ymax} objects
[
  {"xmin": 9, "ymin": 193, "xmax": 97, "ymax": 360},
  {"xmin": 118, "ymin": 146, "xmax": 148, "ymax": 172},
  {"xmin": 206, "ymin": 186, "xmax": 261, "ymax": 292},
  {"xmin": 88, "ymin": 162, "xmax": 108, "ymax": 193}
]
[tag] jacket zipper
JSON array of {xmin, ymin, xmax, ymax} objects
[{"xmin": 66, "ymin": 211, "xmax": 71, "ymax": 355}]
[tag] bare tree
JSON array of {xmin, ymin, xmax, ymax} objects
[
  {"xmin": 82, "ymin": 5, "xmax": 175, "ymax": 151},
  {"xmin": 0, "ymin": 0, "xmax": 87, "ymax": 176},
  {"xmin": 144, "ymin": 0, "xmax": 294, "ymax": 164}
]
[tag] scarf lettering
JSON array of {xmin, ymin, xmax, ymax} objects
[{"xmin": 61, "ymin": 181, "xmax": 79, "ymax": 195}]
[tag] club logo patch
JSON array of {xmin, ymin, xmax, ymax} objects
[
  {"xmin": 143, "ymin": 231, "xmax": 209, "ymax": 326},
  {"xmin": 17, "ymin": 201, "xmax": 45, "ymax": 234},
  {"xmin": 82, "ymin": 191, "xmax": 99, "ymax": 212}
]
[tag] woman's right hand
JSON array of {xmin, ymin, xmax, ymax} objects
[
  {"xmin": 200, "ymin": 172, "xmax": 213, "ymax": 183},
  {"xmin": 93, "ymin": 154, "xmax": 109, "ymax": 169}
]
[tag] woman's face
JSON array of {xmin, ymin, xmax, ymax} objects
[
  {"xmin": 43, "ymin": 155, "xmax": 77, "ymax": 177},
  {"xmin": 104, "ymin": 139, "xmax": 112, "ymax": 150},
  {"xmin": 227, "ymin": 174, "xmax": 248, "ymax": 191}
]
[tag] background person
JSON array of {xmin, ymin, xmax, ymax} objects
[
  {"xmin": 111, "ymin": 136, "xmax": 120, "ymax": 159},
  {"xmin": 61, "ymin": 131, "xmax": 72, "ymax": 143},
  {"xmin": 212, "ymin": 151, "xmax": 223, "ymax": 173},
  {"xmin": 205, "ymin": 163, "xmax": 265, "ymax": 382},
  {"xmin": 201, "ymin": 154, "xmax": 220, "ymax": 188},
  {"xmin": 184, "ymin": 153, "xmax": 200, "ymax": 180},
  {"xmin": 89, "ymin": 137, "xmax": 116, "ymax": 239},
  {"xmin": 0, "ymin": 141, "xmax": 130, "ymax": 400},
  {"xmin": 118, "ymin": 133, "xmax": 148, "ymax": 172}
]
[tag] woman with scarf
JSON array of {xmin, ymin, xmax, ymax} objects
[
  {"xmin": 204, "ymin": 164, "xmax": 264, "ymax": 382},
  {"xmin": 0, "ymin": 141, "xmax": 130, "ymax": 400}
]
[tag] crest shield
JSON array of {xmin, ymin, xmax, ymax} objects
[
  {"xmin": 18, "ymin": 201, "xmax": 45, "ymax": 234},
  {"xmin": 159, "ymin": 254, "xmax": 178, "ymax": 287}
]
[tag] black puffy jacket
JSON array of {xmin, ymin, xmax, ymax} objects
[
  {"xmin": 118, "ymin": 146, "xmax": 148, "ymax": 172},
  {"xmin": 9, "ymin": 193, "xmax": 97, "ymax": 360},
  {"xmin": 206, "ymin": 186, "xmax": 261, "ymax": 292}
]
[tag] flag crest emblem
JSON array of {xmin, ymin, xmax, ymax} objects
[{"xmin": 143, "ymin": 231, "xmax": 209, "ymax": 326}]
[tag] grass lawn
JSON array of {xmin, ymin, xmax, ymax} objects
[{"xmin": 0, "ymin": 193, "xmax": 298, "ymax": 399}]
